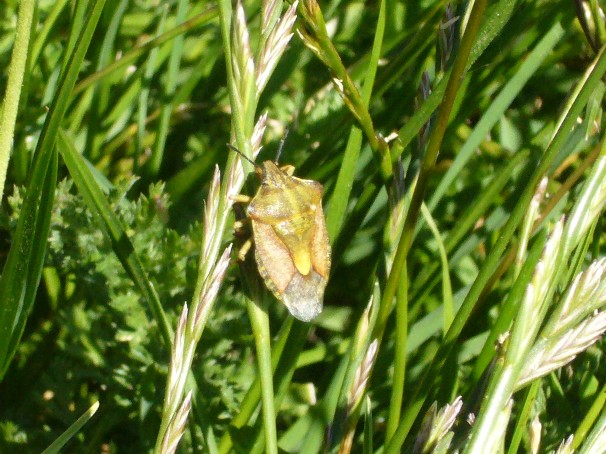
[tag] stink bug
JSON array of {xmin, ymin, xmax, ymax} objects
[{"xmin": 230, "ymin": 145, "xmax": 331, "ymax": 322}]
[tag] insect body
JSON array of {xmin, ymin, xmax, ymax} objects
[{"xmin": 245, "ymin": 161, "xmax": 331, "ymax": 322}]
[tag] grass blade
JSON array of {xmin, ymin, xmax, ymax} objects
[
  {"xmin": 41, "ymin": 401, "xmax": 100, "ymax": 454},
  {"xmin": 0, "ymin": 146, "xmax": 57, "ymax": 378},
  {"xmin": 0, "ymin": 0, "xmax": 35, "ymax": 199}
]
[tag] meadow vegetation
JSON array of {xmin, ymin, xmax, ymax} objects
[{"xmin": 1, "ymin": 0, "xmax": 606, "ymax": 452}]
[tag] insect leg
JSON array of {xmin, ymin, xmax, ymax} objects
[
  {"xmin": 230, "ymin": 194, "xmax": 252, "ymax": 203},
  {"xmin": 237, "ymin": 238, "xmax": 253, "ymax": 261},
  {"xmin": 233, "ymin": 219, "xmax": 250, "ymax": 234}
]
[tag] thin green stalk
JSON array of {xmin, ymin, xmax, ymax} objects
[
  {"xmin": 35, "ymin": 0, "xmax": 106, "ymax": 161},
  {"xmin": 299, "ymin": 0, "xmax": 391, "ymax": 179},
  {"xmin": 326, "ymin": 126, "xmax": 363, "ymax": 241},
  {"xmin": 574, "ymin": 381, "xmax": 606, "ymax": 449},
  {"xmin": 393, "ymin": 0, "xmax": 519, "ymax": 156},
  {"xmin": 30, "ymin": 0, "xmax": 69, "ymax": 69},
  {"xmin": 334, "ymin": 0, "xmax": 520, "ymax": 275},
  {"xmin": 61, "ymin": 0, "xmax": 89, "ymax": 76},
  {"xmin": 421, "ymin": 203, "xmax": 453, "ymax": 332},
  {"xmin": 386, "ymin": 263, "xmax": 408, "ymax": 440},
  {"xmin": 590, "ymin": 0, "xmax": 606, "ymax": 46},
  {"xmin": 216, "ymin": 1, "xmax": 299, "ymax": 451},
  {"xmin": 410, "ymin": 150, "xmax": 529, "ymax": 304},
  {"xmin": 468, "ymin": 148, "xmax": 606, "ymax": 451},
  {"xmin": 579, "ymin": 407, "xmax": 606, "ymax": 453},
  {"xmin": 86, "ymin": 0, "xmax": 129, "ymax": 162},
  {"xmin": 247, "ymin": 298, "xmax": 278, "ymax": 454},
  {"xmin": 540, "ymin": 141, "xmax": 603, "ymax": 226},
  {"xmin": 333, "ymin": 286, "xmax": 381, "ymax": 450},
  {"xmin": 0, "ymin": 0, "xmax": 35, "ymax": 200},
  {"xmin": 294, "ymin": 348, "xmax": 351, "ymax": 452},
  {"xmin": 296, "ymin": 283, "xmax": 380, "ymax": 453},
  {"xmin": 465, "ymin": 218, "xmax": 566, "ymax": 453},
  {"xmin": 377, "ymin": 0, "xmax": 488, "ymax": 343},
  {"xmin": 248, "ymin": 324, "xmax": 310, "ymax": 454},
  {"xmin": 218, "ymin": 318, "xmax": 302, "ymax": 453},
  {"xmin": 507, "ymin": 382, "xmax": 540, "ymax": 454}
]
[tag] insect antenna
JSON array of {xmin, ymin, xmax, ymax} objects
[
  {"xmin": 227, "ymin": 143, "xmax": 260, "ymax": 171},
  {"xmin": 274, "ymin": 127, "xmax": 290, "ymax": 163}
]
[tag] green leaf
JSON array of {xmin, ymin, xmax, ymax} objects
[
  {"xmin": 0, "ymin": 146, "xmax": 58, "ymax": 379},
  {"xmin": 41, "ymin": 401, "xmax": 100, "ymax": 454}
]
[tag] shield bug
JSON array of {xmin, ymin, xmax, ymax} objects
[{"xmin": 230, "ymin": 145, "xmax": 331, "ymax": 322}]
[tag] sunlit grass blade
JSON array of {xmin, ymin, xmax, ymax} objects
[
  {"xmin": 410, "ymin": 150, "xmax": 529, "ymax": 303},
  {"xmin": 363, "ymin": 396, "xmax": 373, "ymax": 454},
  {"xmin": 334, "ymin": 0, "xmax": 522, "ymax": 273},
  {"xmin": 0, "ymin": 0, "xmax": 35, "ymax": 199},
  {"xmin": 574, "ymin": 381, "xmax": 606, "ymax": 450},
  {"xmin": 40, "ymin": 401, "xmax": 100, "ymax": 454},
  {"xmin": 135, "ymin": 5, "xmax": 167, "ymax": 169}
]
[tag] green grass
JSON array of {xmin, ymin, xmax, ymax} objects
[{"xmin": 1, "ymin": 0, "xmax": 606, "ymax": 452}]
